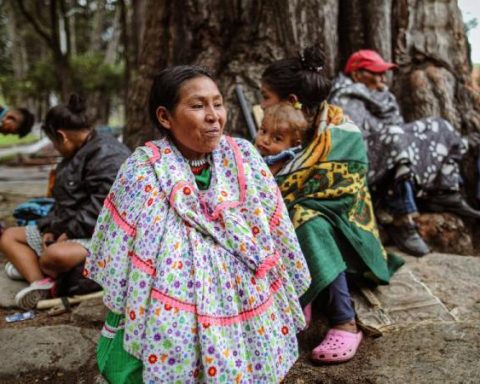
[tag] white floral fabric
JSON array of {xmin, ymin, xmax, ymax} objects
[
  {"xmin": 329, "ymin": 74, "xmax": 466, "ymax": 193},
  {"xmin": 85, "ymin": 136, "xmax": 311, "ymax": 383}
]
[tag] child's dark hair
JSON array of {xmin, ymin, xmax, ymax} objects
[
  {"xmin": 16, "ymin": 108, "xmax": 34, "ymax": 138},
  {"xmin": 263, "ymin": 103, "xmax": 310, "ymax": 147},
  {"xmin": 262, "ymin": 45, "xmax": 331, "ymax": 118},
  {"xmin": 42, "ymin": 94, "xmax": 91, "ymax": 140},
  {"xmin": 148, "ymin": 65, "xmax": 215, "ymax": 135}
]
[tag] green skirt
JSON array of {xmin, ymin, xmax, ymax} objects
[
  {"xmin": 296, "ymin": 216, "xmax": 404, "ymax": 306},
  {"xmin": 97, "ymin": 311, "xmax": 143, "ymax": 384}
]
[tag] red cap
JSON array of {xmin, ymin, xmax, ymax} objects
[{"xmin": 344, "ymin": 50, "xmax": 397, "ymax": 74}]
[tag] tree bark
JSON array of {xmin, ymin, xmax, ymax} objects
[
  {"xmin": 126, "ymin": 0, "xmax": 479, "ymax": 150},
  {"xmin": 125, "ymin": 0, "xmax": 340, "ymax": 148}
]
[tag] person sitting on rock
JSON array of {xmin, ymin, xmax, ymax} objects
[
  {"xmin": 258, "ymin": 48, "xmax": 404, "ymax": 364},
  {"xmin": 0, "ymin": 104, "xmax": 34, "ymax": 137},
  {"xmin": 0, "ymin": 94, "xmax": 130, "ymax": 309},
  {"xmin": 329, "ymin": 49, "xmax": 480, "ymax": 257}
]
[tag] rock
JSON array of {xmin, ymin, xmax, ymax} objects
[
  {"xmin": 402, "ymin": 252, "xmax": 480, "ymax": 321},
  {"xmin": 0, "ymin": 325, "xmax": 98, "ymax": 379},
  {"xmin": 351, "ymin": 269, "xmax": 455, "ymax": 334},
  {"xmin": 72, "ymin": 297, "xmax": 107, "ymax": 326},
  {"xmin": 415, "ymin": 213, "xmax": 474, "ymax": 255},
  {"xmin": 0, "ymin": 262, "xmax": 28, "ymax": 308},
  {"xmin": 286, "ymin": 321, "xmax": 480, "ymax": 384}
]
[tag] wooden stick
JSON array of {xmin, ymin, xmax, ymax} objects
[{"xmin": 36, "ymin": 291, "xmax": 103, "ymax": 310}]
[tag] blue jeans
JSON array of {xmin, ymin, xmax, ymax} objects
[
  {"xmin": 317, "ymin": 272, "xmax": 355, "ymax": 325},
  {"xmin": 386, "ymin": 180, "xmax": 418, "ymax": 215}
]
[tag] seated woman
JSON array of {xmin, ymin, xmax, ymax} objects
[
  {"xmin": 329, "ymin": 49, "xmax": 480, "ymax": 256},
  {"xmin": 84, "ymin": 65, "xmax": 310, "ymax": 383},
  {"xmin": 0, "ymin": 95, "xmax": 130, "ymax": 309},
  {"xmin": 258, "ymin": 47, "xmax": 404, "ymax": 364}
]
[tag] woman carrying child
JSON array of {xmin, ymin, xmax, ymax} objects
[
  {"xmin": 0, "ymin": 95, "xmax": 130, "ymax": 309},
  {"xmin": 84, "ymin": 65, "xmax": 310, "ymax": 383},
  {"xmin": 256, "ymin": 46, "xmax": 403, "ymax": 364}
]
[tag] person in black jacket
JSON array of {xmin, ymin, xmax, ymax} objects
[{"xmin": 0, "ymin": 94, "xmax": 130, "ymax": 309}]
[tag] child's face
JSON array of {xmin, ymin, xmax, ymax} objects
[{"xmin": 255, "ymin": 117, "xmax": 298, "ymax": 156}]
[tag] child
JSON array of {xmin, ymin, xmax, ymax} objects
[
  {"xmin": 255, "ymin": 103, "xmax": 308, "ymax": 175},
  {"xmin": 0, "ymin": 94, "xmax": 130, "ymax": 309},
  {"xmin": 256, "ymin": 102, "xmax": 365, "ymax": 363}
]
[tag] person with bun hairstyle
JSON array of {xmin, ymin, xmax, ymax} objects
[
  {"xmin": 329, "ymin": 50, "xmax": 480, "ymax": 257},
  {"xmin": 259, "ymin": 46, "xmax": 404, "ymax": 364},
  {"xmin": 0, "ymin": 94, "xmax": 130, "ymax": 309}
]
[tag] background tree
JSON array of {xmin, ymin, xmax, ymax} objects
[
  {"xmin": 125, "ymin": 0, "xmax": 480, "ymax": 156},
  {"xmin": 0, "ymin": 0, "xmax": 130, "ymax": 124}
]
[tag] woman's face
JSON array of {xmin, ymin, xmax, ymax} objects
[
  {"xmin": 157, "ymin": 76, "xmax": 226, "ymax": 160},
  {"xmin": 260, "ymin": 83, "xmax": 282, "ymax": 109}
]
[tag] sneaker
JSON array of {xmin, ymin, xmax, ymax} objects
[
  {"xmin": 387, "ymin": 223, "xmax": 430, "ymax": 257},
  {"xmin": 15, "ymin": 277, "xmax": 55, "ymax": 309},
  {"xmin": 4, "ymin": 262, "xmax": 25, "ymax": 281}
]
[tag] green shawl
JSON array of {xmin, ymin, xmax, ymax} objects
[{"xmin": 276, "ymin": 103, "xmax": 404, "ymax": 305}]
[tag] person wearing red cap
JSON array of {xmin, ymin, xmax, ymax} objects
[{"xmin": 329, "ymin": 49, "xmax": 480, "ymax": 256}]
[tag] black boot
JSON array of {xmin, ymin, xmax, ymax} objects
[
  {"xmin": 387, "ymin": 223, "xmax": 430, "ymax": 257},
  {"xmin": 421, "ymin": 192, "xmax": 480, "ymax": 219}
]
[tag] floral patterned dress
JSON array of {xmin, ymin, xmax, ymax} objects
[{"xmin": 85, "ymin": 135, "xmax": 311, "ymax": 383}]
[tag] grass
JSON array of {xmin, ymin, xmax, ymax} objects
[{"xmin": 0, "ymin": 134, "xmax": 39, "ymax": 148}]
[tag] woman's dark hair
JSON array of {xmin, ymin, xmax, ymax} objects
[
  {"xmin": 262, "ymin": 45, "xmax": 331, "ymax": 117},
  {"xmin": 16, "ymin": 108, "xmax": 34, "ymax": 138},
  {"xmin": 42, "ymin": 94, "xmax": 91, "ymax": 140},
  {"xmin": 148, "ymin": 65, "xmax": 215, "ymax": 135}
]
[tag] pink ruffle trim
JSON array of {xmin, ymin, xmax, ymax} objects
[
  {"xmin": 130, "ymin": 251, "xmax": 156, "ymax": 276},
  {"xmin": 269, "ymin": 188, "xmax": 283, "ymax": 231},
  {"xmin": 255, "ymin": 251, "xmax": 280, "ymax": 278},
  {"xmin": 104, "ymin": 196, "xmax": 136, "ymax": 236},
  {"xmin": 145, "ymin": 141, "xmax": 161, "ymax": 164},
  {"xmin": 151, "ymin": 277, "xmax": 283, "ymax": 326}
]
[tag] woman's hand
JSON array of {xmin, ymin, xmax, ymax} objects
[{"xmin": 42, "ymin": 232, "xmax": 55, "ymax": 248}]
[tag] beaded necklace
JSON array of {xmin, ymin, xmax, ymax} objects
[{"xmin": 188, "ymin": 155, "xmax": 211, "ymax": 175}]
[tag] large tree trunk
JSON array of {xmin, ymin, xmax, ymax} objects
[
  {"xmin": 124, "ymin": 0, "xmax": 339, "ymax": 148},
  {"xmin": 125, "ymin": 0, "xmax": 479, "ymax": 149}
]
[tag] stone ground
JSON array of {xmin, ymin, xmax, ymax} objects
[{"xmin": 0, "ymin": 165, "xmax": 479, "ymax": 384}]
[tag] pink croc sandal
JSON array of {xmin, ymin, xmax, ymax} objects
[{"xmin": 311, "ymin": 328, "xmax": 363, "ymax": 364}]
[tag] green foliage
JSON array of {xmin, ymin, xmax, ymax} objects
[
  {"xmin": 0, "ymin": 53, "xmax": 124, "ymax": 101},
  {"xmin": 0, "ymin": 133, "xmax": 39, "ymax": 148},
  {"xmin": 71, "ymin": 53, "xmax": 124, "ymax": 95},
  {"xmin": 465, "ymin": 18, "xmax": 478, "ymax": 33},
  {"xmin": 0, "ymin": 57, "xmax": 57, "ymax": 100}
]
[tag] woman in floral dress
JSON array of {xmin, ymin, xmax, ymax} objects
[{"xmin": 85, "ymin": 65, "xmax": 311, "ymax": 383}]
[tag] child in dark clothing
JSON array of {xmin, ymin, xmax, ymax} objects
[{"xmin": 0, "ymin": 94, "xmax": 130, "ymax": 309}]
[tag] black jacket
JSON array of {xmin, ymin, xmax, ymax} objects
[{"xmin": 37, "ymin": 131, "xmax": 130, "ymax": 238}]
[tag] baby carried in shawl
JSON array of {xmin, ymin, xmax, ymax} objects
[{"xmin": 275, "ymin": 103, "xmax": 404, "ymax": 306}]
